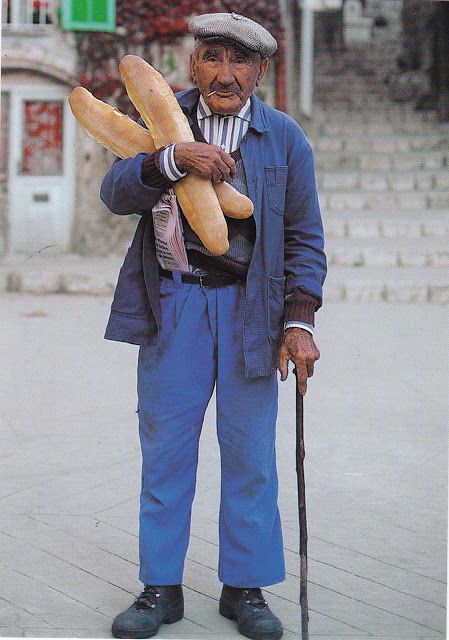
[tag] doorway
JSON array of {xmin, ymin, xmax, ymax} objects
[{"xmin": 1, "ymin": 84, "xmax": 75, "ymax": 253}]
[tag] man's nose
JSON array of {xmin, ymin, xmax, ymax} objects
[{"xmin": 216, "ymin": 62, "xmax": 235, "ymax": 86}]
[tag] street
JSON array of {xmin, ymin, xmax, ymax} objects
[{"xmin": 0, "ymin": 293, "xmax": 447, "ymax": 639}]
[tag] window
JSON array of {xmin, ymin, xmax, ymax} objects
[
  {"xmin": 2, "ymin": 0, "xmax": 54, "ymax": 26},
  {"xmin": 60, "ymin": 0, "xmax": 115, "ymax": 32},
  {"xmin": 21, "ymin": 100, "xmax": 63, "ymax": 175}
]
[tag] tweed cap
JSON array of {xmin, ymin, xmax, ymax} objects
[{"xmin": 188, "ymin": 12, "xmax": 277, "ymax": 58}]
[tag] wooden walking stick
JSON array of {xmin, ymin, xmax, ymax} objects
[{"xmin": 295, "ymin": 371, "xmax": 310, "ymax": 640}]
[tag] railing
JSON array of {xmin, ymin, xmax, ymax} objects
[{"xmin": 2, "ymin": 0, "xmax": 58, "ymax": 27}]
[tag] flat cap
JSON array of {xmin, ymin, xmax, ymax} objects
[{"xmin": 188, "ymin": 12, "xmax": 278, "ymax": 58}]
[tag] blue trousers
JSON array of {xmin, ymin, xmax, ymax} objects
[{"xmin": 137, "ymin": 273, "xmax": 285, "ymax": 587}]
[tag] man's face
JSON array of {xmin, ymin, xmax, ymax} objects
[{"xmin": 190, "ymin": 42, "xmax": 269, "ymax": 115}]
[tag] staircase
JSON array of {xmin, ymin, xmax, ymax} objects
[{"xmin": 302, "ymin": 31, "xmax": 449, "ymax": 303}]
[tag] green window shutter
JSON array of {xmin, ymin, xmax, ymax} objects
[{"xmin": 61, "ymin": 0, "xmax": 116, "ymax": 32}]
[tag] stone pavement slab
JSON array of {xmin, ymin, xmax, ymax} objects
[
  {"xmin": 0, "ymin": 294, "xmax": 447, "ymax": 639},
  {"xmin": 1, "ymin": 252, "xmax": 448, "ymax": 304}
]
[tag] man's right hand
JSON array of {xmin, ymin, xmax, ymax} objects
[{"xmin": 174, "ymin": 142, "xmax": 236, "ymax": 183}]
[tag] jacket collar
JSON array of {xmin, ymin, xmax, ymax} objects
[{"xmin": 176, "ymin": 88, "xmax": 269, "ymax": 134}]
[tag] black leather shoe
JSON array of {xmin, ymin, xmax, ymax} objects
[
  {"xmin": 111, "ymin": 585, "xmax": 184, "ymax": 638},
  {"xmin": 219, "ymin": 585, "xmax": 283, "ymax": 640}
]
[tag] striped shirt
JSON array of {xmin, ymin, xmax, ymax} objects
[
  {"xmin": 158, "ymin": 95, "xmax": 313, "ymax": 335},
  {"xmin": 159, "ymin": 95, "xmax": 251, "ymax": 181}
]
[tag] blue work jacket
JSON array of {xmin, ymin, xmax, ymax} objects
[{"xmin": 100, "ymin": 89, "xmax": 326, "ymax": 377}]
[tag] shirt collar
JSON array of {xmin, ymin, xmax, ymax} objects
[{"xmin": 197, "ymin": 94, "xmax": 252, "ymax": 121}]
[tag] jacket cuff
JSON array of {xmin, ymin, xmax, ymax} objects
[
  {"xmin": 141, "ymin": 151, "xmax": 173, "ymax": 190},
  {"xmin": 284, "ymin": 289, "xmax": 319, "ymax": 326}
]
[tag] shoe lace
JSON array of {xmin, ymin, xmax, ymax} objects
[
  {"xmin": 135, "ymin": 585, "xmax": 160, "ymax": 610},
  {"xmin": 243, "ymin": 588, "xmax": 268, "ymax": 609}
]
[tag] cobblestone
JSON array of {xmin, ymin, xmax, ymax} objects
[
  {"xmin": 422, "ymin": 219, "xmax": 449, "ymax": 237},
  {"xmin": 326, "ymin": 192, "xmax": 427, "ymax": 211},
  {"xmin": 346, "ymin": 220, "xmax": 380, "ymax": 239},
  {"xmin": 322, "ymin": 218, "xmax": 347, "ymax": 238},
  {"xmin": 381, "ymin": 221, "xmax": 423, "ymax": 239},
  {"xmin": 429, "ymin": 285, "xmax": 449, "ymax": 304},
  {"xmin": 362, "ymin": 249, "xmax": 398, "ymax": 268},
  {"xmin": 344, "ymin": 282, "xmax": 385, "ymax": 302},
  {"xmin": 360, "ymin": 174, "xmax": 389, "ymax": 191},
  {"xmin": 388, "ymin": 173, "xmax": 416, "ymax": 192},
  {"xmin": 384, "ymin": 283, "xmax": 429, "ymax": 303}
]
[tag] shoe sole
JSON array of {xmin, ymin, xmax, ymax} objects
[
  {"xmin": 111, "ymin": 608, "xmax": 184, "ymax": 639},
  {"xmin": 219, "ymin": 602, "xmax": 283, "ymax": 640}
]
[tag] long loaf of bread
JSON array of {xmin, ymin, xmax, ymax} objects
[
  {"xmin": 68, "ymin": 87, "xmax": 253, "ymax": 223},
  {"xmin": 119, "ymin": 55, "xmax": 237, "ymax": 255},
  {"xmin": 68, "ymin": 86, "xmax": 157, "ymax": 157}
]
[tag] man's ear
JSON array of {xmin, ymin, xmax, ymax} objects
[
  {"xmin": 256, "ymin": 58, "xmax": 269, "ymax": 86},
  {"xmin": 189, "ymin": 53, "xmax": 197, "ymax": 84}
]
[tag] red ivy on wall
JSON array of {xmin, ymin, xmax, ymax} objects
[{"xmin": 77, "ymin": 0, "xmax": 283, "ymax": 117}]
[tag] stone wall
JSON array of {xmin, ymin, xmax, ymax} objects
[
  {"xmin": 1, "ymin": 25, "xmax": 78, "ymax": 83},
  {"xmin": 71, "ymin": 130, "xmax": 141, "ymax": 256}
]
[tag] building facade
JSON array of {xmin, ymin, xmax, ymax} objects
[{"xmin": 0, "ymin": 0, "xmax": 442, "ymax": 257}]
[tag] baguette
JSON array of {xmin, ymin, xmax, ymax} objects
[
  {"xmin": 119, "ymin": 55, "xmax": 194, "ymax": 149},
  {"xmin": 120, "ymin": 55, "xmax": 232, "ymax": 255},
  {"xmin": 68, "ymin": 86, "xmax": 156, "ymax": 157},
  {"xmin": 69, "ymin": 86, "xmax": 254, "ymax": 223},
  {"xmin": 214, "ymin": 181, "xmax": 253, "ymax": 219}
]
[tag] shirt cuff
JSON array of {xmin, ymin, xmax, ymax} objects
[
  {"xmin": 284, "ymin": 321, "xmax": 314, "ymax": 336},
  {"xmin": 159, "ymin": 144, "xmax": 187, "ymax": 182}
]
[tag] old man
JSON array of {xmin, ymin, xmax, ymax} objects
[{"xmin": 101, "ymin": 11, "xmax": 326, "ymax": 640}]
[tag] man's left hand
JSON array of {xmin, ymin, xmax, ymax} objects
[{"xmin": 278, "ymin": 328, "xmax": 320, "ymax": 396}]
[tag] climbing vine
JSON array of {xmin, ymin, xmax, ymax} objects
[{"xmin": 77, "ymin": 0, "xmax": 283, "ymax": 117}]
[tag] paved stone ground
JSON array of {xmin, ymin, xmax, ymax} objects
[
  {"xmin": 0, "ymin": 294, "xmax": 447, "ymax": 639},
  {"xmin": 1, "ymin": 251, "xmax": 448, "ymax": 303}
]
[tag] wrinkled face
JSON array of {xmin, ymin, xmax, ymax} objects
[{"xmin": 190, "ymin": 41, "xmax": 269, "ymax": 115}]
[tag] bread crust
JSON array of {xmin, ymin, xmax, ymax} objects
[
  {"xmin": 68, "ymin": 86, "xmax": 156, "ymax": 157},
  {"xmin": 69, "ymin": 65, "xmax": 254, "ymax": 253}
]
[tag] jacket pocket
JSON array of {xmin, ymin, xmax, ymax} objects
[
  {"xmin": 111, "ymin": 249, "xmax": 148, "ymax": 317},
  {"xmin": 265, "ymin": 166, "xmax": 288, "ymax": 215},
  {"xmin": 267, "ymin": 275, "xmax": 286, "ymax": 343}
]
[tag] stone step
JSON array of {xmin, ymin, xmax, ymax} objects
[
  {"xmin": 314, "ymin": 84, "xmax": 390, "ymax": 94},
  {"xmin": 314, "ymin": 96, "xmax": 397, "ymax": 107},
  {"xmin": 315, "ymin": 76, "xmax": 384, "ymax": 88},
  {"xmin": 325, "ymin": 237, "xmax": 449, "ymax": 268},
  {"xmin": 0, "ymin": 254, "xmax": 121, "ymax": 296},
  {"xmin": 315, "ymin": 62, "xmax": 397, "ymax": 73},
  {"xmin": 313, "ymin": 150, "xmax": 448, "ymax": 171},
  {"xmin": 315, "ymin": 50, "xmax": 401, "ymax": 70},
  {"xmin": 1, "ymin": 256, "xmax": 446, "ymax": 304},
  {"xmin": 314, "ymin": 68, "xmax": 393, "ymax": 80},
  {"xmin": 325, "ymin": 266, "xmax": 449, "ymax": 303},
  {"xmin": 320, "ymin": 190, "xmax": 449, "ymax": 210},
  {"xmin": 306, "ymin": 122, "xmax": 444, "ymax": 136},
  {"xmin": 315, "ymin": 66, "xmax": 396, "ymax": 78},
  {"xmin": 322, "ymin": 210, "xmax": 449, "ymax": 239},
  {"xmin": 313, "ymin": 134, "xmax": 447, "ymax": 152},
  {"xmin": 311, "ymin": 107, "xmax": 439, "ymax": 122},
  {"xmin": 316, "ymin": 169, "xmax": 449, "ymax": 192}
]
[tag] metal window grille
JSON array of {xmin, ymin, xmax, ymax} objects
[{"xmin": 2, "ymin": 0, "xmax": 55, "ymax": 26}]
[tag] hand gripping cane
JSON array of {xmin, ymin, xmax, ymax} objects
[{"xmin": 294, "ymin": 371, "xmax": 310, "ymax": 640}]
